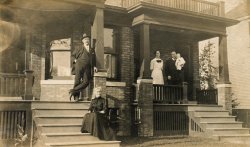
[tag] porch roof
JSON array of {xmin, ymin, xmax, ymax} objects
[
  {"xmin": 0, "ymin": 0, "xmax": 105, "ymax": 27},
  {"xmin": 104, "ymin": 1, "xmax": 239, "ymax": 36},
  {"xmin": 2, "ymin": 0, "xmax": 106, "ymax": 10},
  {"xmin": 128, "ymin": 2, "xmax": 239, "ymax": 35}
]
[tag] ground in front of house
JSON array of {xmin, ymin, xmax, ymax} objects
[{"xmin": 119, "ymin": 136, "xmax": 248, "ymax": 147}]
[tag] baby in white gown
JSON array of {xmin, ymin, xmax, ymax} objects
[{"xmin": 175, "ymin": 53, "xmax": 185, "ymax": 70}]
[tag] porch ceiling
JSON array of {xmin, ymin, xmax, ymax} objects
[
  {"xmin": 2, "ymin": 0, "xmax": 105, "ymax": 10},
  {"xmin": 0, "ymin": 0, "xmax": 103, "ymax": 26},
  {"xmin": 149, "ymin": 24, "xmax": 217, "ymax": 42},
  {"xmin": 128, "ymin": 2, "xmax": 239, "ymax": 35}
]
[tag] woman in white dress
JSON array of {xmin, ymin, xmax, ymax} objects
[{"xmin": 150, "ymin": 51, "xmax": 164, "ymax": 85}]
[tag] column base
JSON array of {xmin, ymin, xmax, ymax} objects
[
  {"xmin": 216, "ymin": 83, "xmax": 232, "ymax": 114},
  {"xmin": 94, "ymin": 71, "xmax": 107, "ymax": 98},
  {"xmin": 137, "ymin": 78, "xmax": 154, "ymax": 137},
  {"xmin": 40, "ymin": 80, "xmax": 74, "ymax": 101}
]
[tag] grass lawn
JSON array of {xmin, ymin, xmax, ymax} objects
[{"xmin": 118, "ymin": 136, "xmax": 248, "ymax": 147}]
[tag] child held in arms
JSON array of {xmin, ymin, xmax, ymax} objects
[{"xmin": 175, "ymin": 53, "xmax": 185, "ymax": 70}]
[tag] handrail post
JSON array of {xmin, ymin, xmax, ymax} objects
[
  {"xmin": 23, "ymin": 70, "xmax": 34, "ymax": 100},
  {"xmin": 182, "ymin": 82, "xmax": 188, "ymax": 104}
]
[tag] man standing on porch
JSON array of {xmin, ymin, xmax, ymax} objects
[
  {"xmin": 69, "ymin": 33, "xmax": 98, "ymax": 102},
  {"xmin": 165, "ymin": 51, "xmax": 178, "ymax": 85}
]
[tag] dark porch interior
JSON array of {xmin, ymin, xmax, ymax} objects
[{"xmin": 133, "ymin": 25, "xmax": 217, "ymax": 101}]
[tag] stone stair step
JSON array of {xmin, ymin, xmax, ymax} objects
[
  {"xmin": 215, "ymin": 134, "xmax": 250, "ymax": 144},
  {"xmin": 196, "ymin": 116, "xmax": 236, "ymax": 122},
  {"xmin": 188, "ymin": 105, "xmax": 223, "ymax": 111},
  {"xmin": 35, "ymin": 115, "xmax": 83, "ymax": 124},
  {"xmin": 201, "ymin": 122, "xmax": 243, "ymax": 128},
  {"xmin": 194, "ymin": 110, "xmax": 229, "ymax": 116},
  {"xmin": 46, "ymin": 141, "xmax": 121, "ymax": 147},
  {"xmin": 208, "ymin": 128, "xmax": 250, "ymax": 135},
  {"xmin": 42, "ymin": 133, "xmax": 100, "ymax": 143},
  {"xmin": 37, "ymin": 124, "xmax": 81, "ymax": 133},
  {"xmin": 32, "ymin": 101, "xmax": 90, "ymax": 109},
  {"xmin": 33, "ymin": 109, "xmax": 88, "ymax": 116}
]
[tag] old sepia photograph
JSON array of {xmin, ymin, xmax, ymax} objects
[{"xmin": 0, "ymin": 0, "xmax": 250, "ymax": 146}]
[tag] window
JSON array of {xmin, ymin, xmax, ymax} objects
[{"xmin": 104, "ymin": 28, "xmax": 118, "ymax": 79}]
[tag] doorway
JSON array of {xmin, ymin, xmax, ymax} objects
[{"xmin": 175, "ymin": 43, "xmax": 193, "ymax": 100}]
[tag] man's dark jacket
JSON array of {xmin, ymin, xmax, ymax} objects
[
  {"xmin": 165, "ymin": 58, "xmax": 178, "ymax": 84},
  {"xmin": 71, "ymin": 44, "xmax": 96, "ymax": 76}
]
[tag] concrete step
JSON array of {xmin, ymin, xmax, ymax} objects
[
  {"xmin": 37, "ymin": 124, "xmax": 81, "ymax": 133},
  {"xmin": 215, "ymin": 134, "xmax": 250, "ymax": 144},
  {"xmin": 46, "ymin": 141, "xmax": 121, "ymax": 147},
  {"xmin": 42, "ymin": 133, "xmax": 100, "ymax": 143},
  {"xmin": 35, "ymin": 115, "xmax": 83, "ymax": 125},
  {"xmin": 208, "ymin": 128, "xmax": 250, "ymax": 135},
  {"xmin": 32, "ymin": 101, "xmax": 90, "ymax": 109},
  {"xmin": 194, "ymin": 110, "xmax": 229, "ymax": 117},
  {"xmin": 188, "ymin": 105, "xmax": 223, "ymax": 111},
  {"xmin": 33, "ymin": 109, "xmax": 88, "ymax": 116},
  {"xmin": 201, "ymin": 122, "xmax": 243, "ymax": 129},
  {"xmin": 196, "ymin": 116, "xmax": 236, "ymax": 122}
]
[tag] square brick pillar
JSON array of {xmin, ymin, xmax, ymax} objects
[
  {"xmin": 94, "ymin": 71, "xmax": 107, "ymax": 98},
  {"xmin": 29, "ymin": 28, "xmax": 45, "ymax": 99},
  {"xmin": 137, "ymin": 79, "xmax": 153, "ymax": 136},
  {"xmin": 119, "ymin": 26, "xmax": 134, "ymax": 136}
]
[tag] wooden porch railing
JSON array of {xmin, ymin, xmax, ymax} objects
[
  {"xmin": 153, "ymin": 110, "xmax": 189, "ymax": 135},
  {"xmin": 131, "ymin": 103, "xmax": 140, "ymax": 136},
  {"xmin": 0, "ymin": 111, "xmax": 26, "ymax": 139},
  {"xmin": 0, "ymin": 102, "xmax": 32, "ymax": 147},
  {"xmin": 122, "ymin": 0, "xmax": 222, "ymax": 16},
  {"xmin": 196, "ymin": 89, "xmax": 218, "ymax": 104},
  {"xmin": 0, "ymin": 71, "xmax": 34, "ymax": 99},
  {"xmin": 0, "ymin": 73, "xmax": 25, "ymax": 97},
  {"xmin": 153, "ymin": 84, "xmax": 187, "ymax": 104}
]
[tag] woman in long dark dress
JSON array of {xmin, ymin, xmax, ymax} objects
[{"xmin": 81, "ymin": 87, "xmax": 116, "ymax": 141}]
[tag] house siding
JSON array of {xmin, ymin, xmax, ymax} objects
[{"xmin": 227, "ymin": 17, "xmax": 250, "ymax": 108}]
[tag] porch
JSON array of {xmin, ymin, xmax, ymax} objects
[
  {"xmin": 2, "ymin": 100, "xmax": 248, "ymax": 147},
  {"xmin": 1, "ymin": 0, "xmax": 246, "ymax": 146}
]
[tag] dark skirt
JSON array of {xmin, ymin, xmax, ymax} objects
[{"xmin": 81, "ymin": 112, "xmax": 116, "ymax": 141}]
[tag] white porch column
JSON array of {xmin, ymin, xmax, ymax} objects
[
  {"xmin": 92, "ymin": 7, "xmax": 105, "ymax": 70},
  {"xmin": 217, "ymin": 35, "xmax": 232, "ymax": 113}
]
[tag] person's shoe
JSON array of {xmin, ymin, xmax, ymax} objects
[
  {"xmin": 81, "ymin": 129, "xmax": 88, "ymax": 133},
  {"xmin": 69, "ymin": 89, "xmax": 75, "ymax": 101},
  {"xmin": 69, "ymin": 94, "xmax": 73, "ymax": 101},
  {"xmin": 74, "ymin": 95, "xmax": 80, "ymax": 102},
  {"xmin": 78, "ymin": 98, "xmax": 83, "ymax": 101}
]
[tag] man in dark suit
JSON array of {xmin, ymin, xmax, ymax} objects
[
  {"xmin": 165, "ymin": 51, "xmax": 178, "ymax": 85},
  {"xmin": 70, "ymin": 33, "xmax": 97, "ymax": 101}
]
